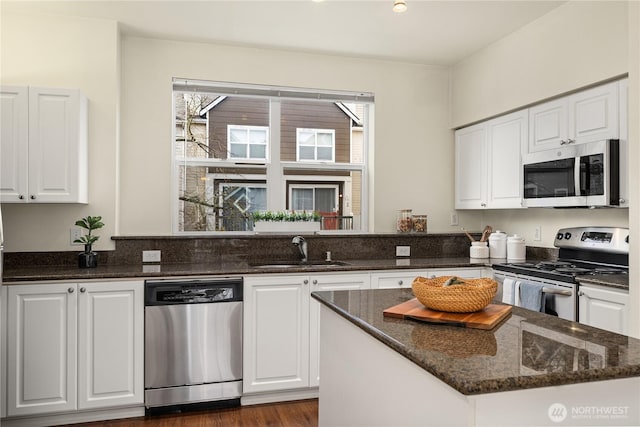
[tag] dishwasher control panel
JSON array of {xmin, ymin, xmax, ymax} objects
[{"xmin": 145, "ymin": 277, "xmax": 243, "ymax": 305}]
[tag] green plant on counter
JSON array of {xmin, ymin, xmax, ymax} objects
[
  {"xmin": 252, "ymin": 210, "xmax": 321, "ymax": 223},
  {"xmin": 73, "ymin": 215, "xmax": 105, "ymax": 245}
]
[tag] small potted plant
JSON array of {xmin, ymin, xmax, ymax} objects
[{"xmin": 74, "ymin": 215, "xmax": 104, "ymax": 268}]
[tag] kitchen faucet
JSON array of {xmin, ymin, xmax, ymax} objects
[{"xmin": 292, "ymin": 236, "xmax": 308, "ymax": 263}]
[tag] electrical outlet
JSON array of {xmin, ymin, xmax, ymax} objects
[
  {"xmin": 396, "ymin": 246, "xmax": 410, "ymax": 257},
  {"xmin": 450, "ymin": 212, "xmax": 459, "ymax": 226},
  {"xmin": 70, "ymin": 228, "xmax": 83, "ymax": 245},
  {"xmin": 143, "ymin": 250, "xmax": 161, "ymax": 263},
  {"xmin": 534, "ymin": 226, "xmax": 542, "ymax": 241}
]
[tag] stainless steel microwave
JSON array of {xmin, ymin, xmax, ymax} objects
[{"xmin": 523, "ymin": 139, "xmax": 620, "ymax": 208}]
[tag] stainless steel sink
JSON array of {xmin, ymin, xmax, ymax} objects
[{"xmin": 251, "ymin": 261, "xmax": 351, "ymax": 269}]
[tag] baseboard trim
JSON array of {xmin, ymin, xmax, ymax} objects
[
  {"xmin": 241, "ymin": 388, "xmax": 319, "ymax": 406},
  {"xmin": 1, "ymin": 406, "xmax": 145, "ymax": 427}
]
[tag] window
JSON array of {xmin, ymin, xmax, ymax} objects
[
  {"xmin": 173, "ymin": 79, "xmax": 373, "ymax": 233},
  {"xmin": 297, "ymin": 129, "xmax": 335, "ymax": 162},
  {"xmin": 228, "ymin": 125, "xmax": 268, "ymax": 160}
]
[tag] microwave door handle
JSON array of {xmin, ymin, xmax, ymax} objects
[{"xmin": 574, "ymin": 157, "xmax": 582, "ymax": 196}]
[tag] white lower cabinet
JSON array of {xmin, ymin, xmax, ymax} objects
[
  {"xmin": 5, "ymin": 280, "xmax": 144, "ymax": 418},
  {"xmin": 578, "ymin": 284, "xmax": 629, "ymax": 335},
  {"xmin": 243, "ymin": 272, "xmax": 370, "ymax": 395}
]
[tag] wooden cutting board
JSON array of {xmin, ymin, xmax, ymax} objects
[{"xmin": 383, "ymin": 298, "xmax": 512, "ymax": 330}]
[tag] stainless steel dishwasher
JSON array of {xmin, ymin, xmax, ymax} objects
[{"xmin": 144, "ymin": 277, "xmax": 243, "ymax": 412}]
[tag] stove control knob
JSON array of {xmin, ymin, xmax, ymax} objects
[
  {"xmin": 556, "ymin": 233, "xmax": 563, "ymax": 240},
  {"xmin": 564, "ymin": 232, "xmax": 572, "ymax": 240}
]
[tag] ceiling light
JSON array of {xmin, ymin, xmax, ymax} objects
[{"xmin": 393, "ymin": 0, "xmax": 407, "ymax": 13}]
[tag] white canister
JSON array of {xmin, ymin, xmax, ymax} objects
[
  {"xmin": 507, "ymin": 234, "xmax": 526, "ymax": 261},
  {"xmin": 470, "ymin": 241, "xmax": 489, "ymax": 259},
  {"xmin": 488, "ymin": 230, "xmax": 507, "ymax": 259}
]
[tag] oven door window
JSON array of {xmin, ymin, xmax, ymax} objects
[
  {"xmin": 524, "ymin": 158, "xmax": 576, "ymax": 199},
  {"xmin": 580, "ymin": 153, "xmax": 604, "ymax": 196}
]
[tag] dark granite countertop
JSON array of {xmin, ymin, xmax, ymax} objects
[
  {"xmin": 2, "ymin": 257, "xmax": 489, "ymax": 283},
  {"xmin": 575, "ymin": 273, "xmax": 629, "ymax": 291},
  {"xmin": 311, "ymin": 288, "xmax": 640, "ymax": 396}
]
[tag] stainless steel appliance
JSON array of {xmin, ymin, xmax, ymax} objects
[
  {"xmin": 144, "ymin": 277, "xmax": 243, "ymax": 412},
  {"xmin": 523, "ymin": 139, "xmax": 620, "ymax": 207},
  {"xmin": 493, "ymin": 226, "xmax": 628, "ymax": 321}
]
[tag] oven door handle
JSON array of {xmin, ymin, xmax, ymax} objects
[{"xmin": 542, "ymin": 287, "xmax": 572, "ymax": 296}]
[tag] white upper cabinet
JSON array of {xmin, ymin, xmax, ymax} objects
[
  {"xmin": 455, "ymin": 123, "xmax": 487, "ymax": 209},
  {"xmin": 0, "ymin": 86, "xmax": 88, "ymax": 203},
  {"xmin": 486, "ymin": 110, "xmax": 527, "ymax": 209},
  {"xmin": 528, "ymin": 81, "xmax": 619, "ymax": 154},
  {"xmin": 1, "ymin": 86, "xmax": 29, "ymax": 201},
  {"xmin": 455, "ymin": 110, "xmax": 526, "ymax": 210}
]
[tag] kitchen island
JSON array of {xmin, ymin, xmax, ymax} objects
[{"xmin": 312, "ymin": 288, "xmax": 640, "ymax": 427}]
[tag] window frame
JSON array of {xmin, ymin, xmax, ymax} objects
[
  {"xmin": 227, "ymin": 124, "xmax": 270, "ymax": 162},
  {"xmin": 171, "ymin": 78, "xmax": 373, "ymax": 235},
  {"xmin": 296, "ymin": 128, "xmax": 336, "ymax": 162}
]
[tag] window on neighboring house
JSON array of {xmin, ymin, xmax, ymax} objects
[
  {"xmin": 297, "ymin": 128, "xmax": 335, "ymax": 162},
  {"xmin": 173, "ymin": 79, "xmax": 373, "ymax": 233},
  {"xmin": 228, "ymin": 125, "xmax": 268, "ymax": 160}
]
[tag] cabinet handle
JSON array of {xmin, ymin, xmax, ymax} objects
[
  {"xmin": 303, "ymin": 279, "xmax": 309, "ymax": 285},
  {"xmin": 429, "ymin": 275, "xmax": 436, "ymax": 279},
  {"xmin": 567, "ymin": 138, "xmax": 575, "ymax": 144},
  {"xmin": 398, "ymin": 280, "xmax": 403, "ymax": 286},
  {"xmin": 80, "ymin": 287, "xmax": 86, "ymax": 293},
  {"xmin": 578, "ymin": 291, "xmax": 585, "ymax": 297},
  {"xmin": 68, "ymin": 287, "xmax": 75, "ymax": 293},
  {"xmin": 560, "ymin": 139, "xmax": 567, "ymax": 145},
  {"xmin": 30, "ymin": 195, "xmax": 36, "ymax": 200},
  {"xmin": 18, "ymin": 195, "xmax": 24, "ymax": 200},
  {"xmin": 313, "ymin": 280, "xmax": 318, "ymax": 285},
  {"xmin": 619, "ymin": 198, "xmax": 626, "ymax": 204},
  {"xmin": 480, "ymin": 202, "xmax": 487, "ymax": 207}
]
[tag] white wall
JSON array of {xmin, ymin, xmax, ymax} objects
[
  {"xmin": 119, "ymin": 37, "xmax": 460, "ymax": 235},
  {"xmin": 0, "ymin": 12, "xmax": 120, "ymax": 252},
  {"xmin": 452, "ymin": 1, "xmax": 628, "ymax": 127},
  {"xmin": 451, "ymin": 1, "xmax": 630, "ymax": 248}
]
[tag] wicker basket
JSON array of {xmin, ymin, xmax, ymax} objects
[{"xmin": 411, "ymin": 276, "xmax": 497, "ymax": 313}]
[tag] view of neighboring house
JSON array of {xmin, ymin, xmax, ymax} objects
[{"xmin": 175, "ymin": 91, "xmax": 365, "ymax": 232}]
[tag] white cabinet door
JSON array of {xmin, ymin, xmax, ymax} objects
[
  {"xmin": 578, "ymin": 285, "xmax": 628, "ymax": 335},
  {"xmin": 243, "ymin": 275, "xmax": 310, "ymax": 393},
  {"xmin": 78, "ymin": 281, "xmax": 144, "ymax": 410},
  {"xmin": 309, "ymin": 273, "xmax": 370, "ymax": 387},
  {"xmin": 570, "ymin": 82, "xmax": 618, "ymax": 145},
  {"xmin": 7, "ymin": 283, "xmax": 78, "ymax": 417},
  {"xmin": 455, "ymin": 123, "xmax": 487, "ymax": 209},
  {"xmin": 0, "ymin": 86, "xmax": 29, "ymax": 201},
  {"xmin": 486, "ymin": 110, "xmax": 526, "ymax": 208},
  {"xmin": 528, "ymin": 81, "xmax": 619, "ymax": 154},
  {"xmin": 28, "ymin": 87, "xmax": 88, "ymax": 203},
  {"xmin": 528, "ymin": 98, "xmax": 568, "ymax": 153},
  {"xmin": 0, "ymin": 86, "xmax": 88, "ymax": 203}
]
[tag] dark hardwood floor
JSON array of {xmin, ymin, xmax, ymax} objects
[{"xmin": 67, "ymin": 399, "xmax": 318, "ymax": 427}]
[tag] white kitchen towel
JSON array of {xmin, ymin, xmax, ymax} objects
[
  {"xmin": 502, "ymin": 278, "xmax": 516, "ymax": 304},
  {"xmin": 514, "ymin": 281, "xmax": 521, "ymax": 306},
  {"xmin": 518, "ymin": 281, "xmax": 545, "ymax": 312}
]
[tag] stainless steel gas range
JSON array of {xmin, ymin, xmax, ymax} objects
[{"xmin": 492, "ymin": 226, "xmax": 629, "ymax": 322}]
